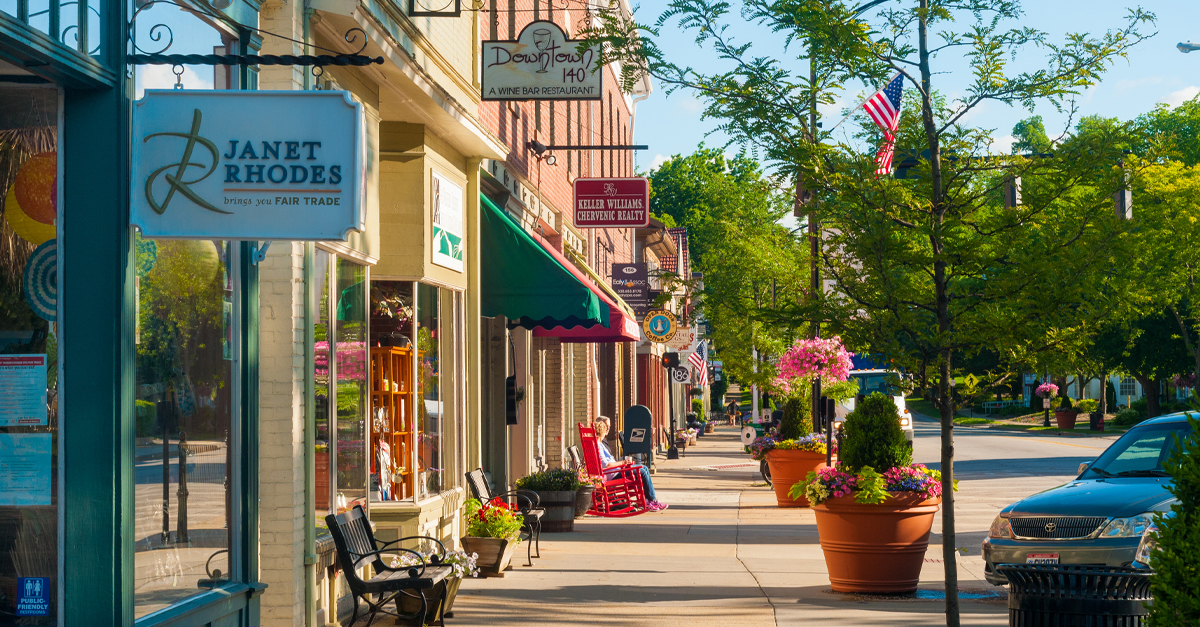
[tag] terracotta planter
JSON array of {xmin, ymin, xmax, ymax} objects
[
  {"xmin": 396, "ymin": 575, "xmax": 461, "ymax": 625},
  {"xmin": 574, "ymin": 485, "xmax": 596, "ymax": 518},
  {"xmin": 1055, "ymin": 410, "xmax": 1079, "ymax": 429},
  {"xmin": 704, "ymin": 424, "xmax": 714, "ymax": 434},
  {"xmin": 813, "ymin": 493, "xmax": 941, "ymax": 593},
  {"xmin": 460, "ymin": 536, "xmax": 517, "ymax": 577},
  {"xmin": 765, "ymin": 449, "xmax": 828, "ymax": 507},
  {"xmin": 532, "ymin": 490, "xmax": 576, "ymax": 532}
]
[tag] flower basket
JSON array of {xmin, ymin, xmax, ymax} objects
[
  {"xmin": 1054, "ymin": 409, "xmax": 1079, "ymax": 429},
  {"xmin": 460, "ymin": 536, "xmax": 516, "ymax": 577},
  {"xmin": 765, "ymin": 449, "xmax": 828, "ymax": 507},
  {"xmin": 813, "ymin": 493, "xmax": 941, "ymax": 593},
  {"xmin": 396, "ymin": 575, "xmax": 461, "ymax": 624},
  {"xmin": 574, "ymin": 485, "xmax": 595, "ymax": 518},
  {"xmin": 704, "ymin": 423, "xmax": 714, "ymax": 434}
]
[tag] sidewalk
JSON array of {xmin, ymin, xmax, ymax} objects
[{"xmin": 447, "ymin": 429, "xmax": 1010, "ymax": 626}]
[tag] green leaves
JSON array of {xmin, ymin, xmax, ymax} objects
[{"xmin": 1147, "ymin": 414, "xmax": 1200, "ymax": 625}]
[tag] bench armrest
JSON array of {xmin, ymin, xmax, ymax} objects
[{"xmin": 490, "ymin": 489, "xmax": 538, "ymax": 511}]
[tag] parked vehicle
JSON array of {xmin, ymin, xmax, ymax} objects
[
  {"xmin": 839, "ymin": 366, "xmax": 914, "ymax": 442},
  {"xmin": 982, "ymin": 413, "xmax": 1194, "ymax": 584}
]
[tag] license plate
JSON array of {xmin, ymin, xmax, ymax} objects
[{"xmin": 1026, "ymin": 553, "xmax": 1059, "ymax": 564}]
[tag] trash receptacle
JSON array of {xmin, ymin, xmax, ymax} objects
[{"xmin": 996, "ymin": 564, "xmax": 1151, "ymax": 627}]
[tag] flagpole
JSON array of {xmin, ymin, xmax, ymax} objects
[{"xmin": 827, "ymin": 72, "xmax": 902, "ymax": 133}]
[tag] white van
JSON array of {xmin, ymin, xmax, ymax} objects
[{"xmin": 837, "ymin": 369, "xmax": 914, "ymax": 442}]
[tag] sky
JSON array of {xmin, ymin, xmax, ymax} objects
[{"xmin": 632, "ymin": 1, "xmax": 1200, "ymax": 173}]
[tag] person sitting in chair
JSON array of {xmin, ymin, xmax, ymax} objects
[{"xmin": 593, "ymin": 416, "xmax": 668, "ymax": 512}]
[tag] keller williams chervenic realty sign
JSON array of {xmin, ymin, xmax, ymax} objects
[
  {"xmin": 573, "ymin": 177, "xmax": 650, "ymax": 228},
  {"xmin": 132, "ymin": 90, "xmax": 364, "ymax": 241},
  {"xmin": 482, "ymin": 21, "xmax": 601, "ymax": 101}
]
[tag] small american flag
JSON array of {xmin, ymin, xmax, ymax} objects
[
  {"xmin": 688, "ymin": 344, "xmax": 708, "ymax": 386},
  {"xmin": 862, "ymin": 74, "xmax": 904, "ymax": 175}
]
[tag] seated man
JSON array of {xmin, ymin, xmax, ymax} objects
[{"xmin": 593, "ymin": 416, "xmax": 668, "ymax": 512}]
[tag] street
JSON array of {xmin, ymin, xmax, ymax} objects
[{"xmin": 440, "ymin": 418, "xmax": 1120, "ymax": 626}]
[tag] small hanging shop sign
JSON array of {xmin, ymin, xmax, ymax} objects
[
  {"xmin": 482, "ymin": 21, "xmax": 601, "ymax": 101},
  {"xmin": 132, "ymin": 90, "xmax": 364, "ymax": 240},
  {"xmin": 573, "ymin": 177, "xmax": 650, "ymax": 228}
]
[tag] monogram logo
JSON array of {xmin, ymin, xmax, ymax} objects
[
  {"xmin": 144, "ymin": 109, "xmax": 229, "ymax": 215},
  {"xmin": 1045, "ymin": 522, "xmax": 1057, "ymax": 533}
]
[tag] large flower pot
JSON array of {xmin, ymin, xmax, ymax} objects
[
  {"xmin": 574, "ymin": 485, "xmax": 596, "ymax": 518},
  {"xmin": 813, "ymin": 493, "xmax": 941, "ymax": 593},
  {"xmin": 1055, "ymin": 410, "xmax": 1079, "ymax": 429},
  {"xmin": 705, "ymin": 424, "xmax": 714, "ymax": 434},
  {"xmin": 532, "ymin": 490, "xmax": 576, "ymax": 532},
  {"xmin": 396, "ymin": 575, "xmax": 461, "ymax": 625},
  {"xmin": 460, "ymin": 536, "xmax": 516, "ymax": 577},
  {"xmin": 765, "ymin": 449, "xmax": 828, "ymax": 507}
]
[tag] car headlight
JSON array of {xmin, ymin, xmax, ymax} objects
[
  {"xmin": 1133, "ymin": 524, "xmax": 1159, "ymax": 568},
  {"xmin": 989, "ymin": 514, "xmax": 1013, "ymax": 539},
  {"xmin": 899, "ymin": 415, "xmax": 911, "ymax": 427},
  {"xmin": 1100, "ymin": 513, "xmax": 1155, "ymax": 538}
]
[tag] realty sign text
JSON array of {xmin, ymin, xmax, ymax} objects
[
  {"xmin": 483, "ymin": 22, "xmax": 601, "ymax": 101},
  {"xmin": 132, "ymin": 90, "xmax": 364, "ymax": 240},
  {"xmin": 574, "ymin": 178, "xmax": 650, "ymax": 228}
]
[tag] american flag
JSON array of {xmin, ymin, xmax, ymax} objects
[
  {"xmin": 688, "ymin": 343, "xmax": 709, "ymax": 386},
  {"xmin": 862, "ymin": 74, "xmax": 904, "ymax": 175}
]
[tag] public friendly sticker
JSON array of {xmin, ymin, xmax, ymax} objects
[{"xmin": 16, "ymin": 577, "xmax": 50, "ymax": 616}]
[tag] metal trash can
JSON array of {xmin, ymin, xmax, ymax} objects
[{"xmin": 996, "ymin": 564, "xmax": 1151, "ymax": 627}]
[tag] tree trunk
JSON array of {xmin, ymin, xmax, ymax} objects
[
  {"xmin": 1098, "ymin": 371, "xmax": 1108, "ymax": 418},
  {"xmin": 1134, "ymin": 375, "xmax": 1161, "ymax": 418}
]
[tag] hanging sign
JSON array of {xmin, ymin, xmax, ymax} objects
[
  {"xmin": 431, "ymin": 171, "xmax": 465, "ymax": 271},
  {"xmin": 482, "ymin": 21, "xmax": 601, "ymax": 101},
  {"xmin": 671, "ymin": 367, "xmax": 691, "ymax": 384},
  {"xmin": 574, "ymin": 177, "xmax": 650, "ymax": 228},
  {"xmin": 642, "ymin": 309, "xmax": 677, "ymax": 343},
  {"xmin": 666, "ymin": 325, "xmax": 699, "ymax": 352},
  {"xmin": 612, "ymin": 263, "xmax": 649, "ymax": 318},
  {"xmin": 132, "ymin": 90, "xmax": 364, "ymax": 240}
]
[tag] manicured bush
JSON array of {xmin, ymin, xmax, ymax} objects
[
  {"xmin": 839, "ymin": 392, "xmax": 912, "ymax": 473},
  {"xmin": 1106, "ymin": 380, "xmax": 1118, "ymax": 410},
  {"xmin": 691, "ymin": 398, "xmax": 704, "ymax": 415},
  {"xmin": 1114, "ymin": 408, "xmax": 1146, "ymax": 426},
  {"xmin": 1147, "ymin": 414, "xmax": 1200, "ymax": 625},
  {"xmin": 777, "ymin": 396, "xmax": 809, "ymax": 440},
  {"xmin": 135, "ymin": 400, "xmax": 156, "ymax": 437},
  {"xmin": 1076, "ymin": 398, "xmax": 1099, "ymax": 413},
  {"xmin": 515, "ymin": 467, "xmax": 579, "ymax": 492}
]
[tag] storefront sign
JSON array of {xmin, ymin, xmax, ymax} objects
[
  {"xmin": 642, "ymin": 309, "xmax": 677, "ymax": 343},
  {"xmin": 0, "ymin": 355, "xmax": 47, "ymax": 426},
  {"xmin": 16, "ymin": 578, "xmax": 49, "ymax": 617},
  {"xmin": 432, "ymin": 171, "xmax": 465, "ymax": 271},
  {"xmin": 132, "ymin": 90, "xmax": 364, "ymax": 240},
  {"xmin": 612, "ymin": 263, "xmax": 649, "ymax": 317},
  {"xmin": 482, "ymin": 21, "xmax": 601, "ymax": 101},
  {"xmin": 574, "ymin": 178, "xmax": 650, "ymax": 228},
  {"xmin": 666, "ymin": 325, "xmax": 699, "ymax": 352},
  {"xmin": 671, "ymin": 366, "xmax": 691, "ymax": 384},
  {"xmin": 0, "ymin": 433, "xmax": 51, "ymax": 506}
]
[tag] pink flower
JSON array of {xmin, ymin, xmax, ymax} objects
[
  {"xmin": 775, "ymin": 336, "xmax": 855, "ymax": 391},
  {"xmin": 1035, "ymin": 382, "xmax": 1058, "ymax": 398}
]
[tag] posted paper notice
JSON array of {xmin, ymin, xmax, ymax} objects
[
  {"xmin": 0, "ymin": 354, "xmax": 47, "ymax": 426},
  {"xmin": 0, "ymin": 434, "xmax": 53, "ymax": 506}
]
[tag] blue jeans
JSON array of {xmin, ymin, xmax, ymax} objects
[{"xmin": 637, "ymin": 466, "xmax": 657, "ymax": 502}]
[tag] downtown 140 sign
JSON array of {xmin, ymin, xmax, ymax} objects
[
  {"xmin": 132, "ymin": 90, "xmax": 364, "ymax": 240},
  {"xmin": 482, "ymin": 21, "xmax": 601, "ymax": 101},
  {"xmin": 573, "ymin": 177, "xmax": 649, "ymax": 228}
]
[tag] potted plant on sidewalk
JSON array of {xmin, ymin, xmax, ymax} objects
[
  {"xmin": 794, "ymin": 393, "xmax": 948, "ymax": 593},
  {"xmin": 392, "ymin": 548, "xmax": 479, "ymax": 624},
  {"xmin": 759, "ymin": 336, "xmax": 858, "ymax": 507},
  {"xmin": 1054, "ymin": 394, "xmax": 1080, "ymax": 429},
  {"xmin": 574, "ymin": 470, "xmax": 602, "ymax": 518},
  {"xmin": 461, "ymin": 498, "xmax": 522, "ymax": 576},
  {"xmin": 515, "ymin": 467, "xmax": 580, "ymax": 532}
]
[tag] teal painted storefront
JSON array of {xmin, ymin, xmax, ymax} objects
[{"xmin": 1, "ymin": 1, "xmax": 267, "ymax": 625}]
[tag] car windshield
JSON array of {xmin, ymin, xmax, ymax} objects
[
  {"xmin": 1086, "ymin": 420, "xmax": 1195, "ymax": 478},
  {"xmin": 852, "ymin": 373, "xmax": 897, "ymax": 396}
]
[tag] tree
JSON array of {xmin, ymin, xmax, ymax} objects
[
  {"xmin": 1147, "ymin": 414, "xmax": 1200, "ymax": 625},
  {"xmin": 585, "ymin": 3, "xmax": 1154, "ymax": 623},
  {"xmin": 1094, "ymin": 312, "xmax": 1192, "ymax": 418},
  {"xmin": 1011, "ymin": 115, "xmax": 1053, "ymax": 154}
]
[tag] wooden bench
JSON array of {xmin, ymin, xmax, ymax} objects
[
  {"xmin": 465, "ymin": 468, "xmax": 542, "ymax": 566},
  {"xmin": 325, "ymin": 505, "xmax": 453, "ymax": 627}
]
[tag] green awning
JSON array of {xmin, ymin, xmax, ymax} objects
[{"xmin": 481, "ymin": 194, "xmax": 608, "ymax": 329}]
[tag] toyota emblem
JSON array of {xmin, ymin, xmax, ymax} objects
[{"xmin": 1045, "ymin": 522, "xmax": 1057, "ymax": 533}]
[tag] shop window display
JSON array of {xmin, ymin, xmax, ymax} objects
[
  {"xmin": 0, "ymin": 86, "xmax": 59, "ymax": 625},
  {"xmin": 369, "ymin": 281, "xmax": 414, "ymax": 501},
  {"xmin": 416, "ymin": 283, "xmax": 442, "ymax": 498}
]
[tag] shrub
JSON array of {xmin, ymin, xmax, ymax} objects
[
  {"xmin": 1057, "ymin": 395, "xmax": 1075, "ymax": 410},
  {"xmin": 691, "ymin": 398, "xmax": 704, "ymax": 415},
  {"xmin": 1076, "ymin": 398, "xmax": 1099, "ymax": 413},
  {"xmin": 1106, "ymin": 380, "xmax": 1118, "ymax": 410},
  {"xmin": 1114, "ymin": 408, "xmax": 1146, "ymax": 426},
  {"xmin": 1132, "ymin": 396, "xmax": 1148, "ymax": 413},
  {"xmin": 515, "ymin": 467, "xmax": 579, "ymax": 492},
  {"xmin": 777, "ymin": 396, "xmax": 808, "ymax": 440},
  {"xmin": 839, "ymin": 392, "xmax": 912, "ymax": 473},
  {"xmin": 1147, "ymin": 414, "xmax": 1200, "ymax": 625},
  {"xmin": 135, "ymin": 400, "xmax": 156, "ymax": 437},
  {"xmin": 463, "ymin": 498, "xmax": 523, "ymax": 540}
]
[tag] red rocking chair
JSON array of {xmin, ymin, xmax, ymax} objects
[{"xmin": 577, "ymin": 424, "xmax": 649, "ymax": 517}]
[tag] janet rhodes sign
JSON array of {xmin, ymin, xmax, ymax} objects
[
  {"xmin": 482, "ymin": 21, "xmax": 601, "ymax": 101},
  {"xmin": 132, "ymin": 90, "xmax": 364, "ymax": 240},
  {"xmin": 573, "ymin": 177, "xmax": 650, "ymax": 228}
]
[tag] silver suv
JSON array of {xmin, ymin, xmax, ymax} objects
[{"xmin": 982, "ymin": 413, "xmax": 1193, "ymax": 584}]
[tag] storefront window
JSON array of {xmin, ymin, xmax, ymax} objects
[
  {"xmin": 369, "ymin": 281, "xmax": 414, "ymax": 502},
  {"xmin": 0, "ymin": 85, "xmax": 59, "ymax": 625},
  {"xmin": 133, "ymin": 235, "xmax": 234, "ymax": 617},
  {"xmin": 334, "ymin": 258, "xmax": 367, "ymax": 512},
  {"xmin": 313, "ymin": 249, "xmax": 331, "ymax": 516},
  {"xmin": 416, "ymin": 283, "xmax": 442, "ymax": 498}
]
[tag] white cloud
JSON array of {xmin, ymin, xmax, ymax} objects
[
  {"xmin": 1162, "ymin": 86, "xmax": 1200, "ymax": 109},
  {"xmin": 991, "ymin": 134, "xmax": 1016, "ymax": 155},
  {"xmin": 649, "ymin": 154, "xmax": 669, "ymax": 170},
  {"xmin": 136, "ymin": 65, "xmax": 215, "ymax": 99},
  {"xmin": 680, "ymin": 95, "xmax": 703, "ymax": 114}
]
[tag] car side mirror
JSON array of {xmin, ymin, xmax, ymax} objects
[{"xmin": 1078, "ymin": 460, "xmax": 1092, "ymax": 475}]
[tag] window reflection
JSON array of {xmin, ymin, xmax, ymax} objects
[
  {"xmin": 416, "ymin": 283, "xmax": 442, "ymax": 498},
  {"xmin": 313, "ymin": 249, "xmax": 331, "ymax": 517},
  {"xmin": 133, "ymin": 236, "xmax": 233, "ymax": 617},
  {"xmin": 334, "ymin": 258, "xmax": 367, "ymax": 512}
]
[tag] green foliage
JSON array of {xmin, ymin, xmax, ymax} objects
[
  {"xmin": 1011, "ymin": 116, "xmax": 1053, "ymax": 154},
  {"xmin": 778, "ymin": 396, "xmax": 807, "ymax": 440},
  {"xmin": 691, "ymin": 398, "xmax": 704, "ymax": 415},
  {"xmin": 135, "ymin": 400, "xmax": 156, "ymax": 437},
  {"xmin": 515, "ymin": 468, "xmax": 580, "ymax": 492},
  {"xmin": 1108, "ymin": 381, "xmax": 1119, "ymax": 410},
  {"xmin": 1147, "ymin": 414, "xmax": 1200, "ymax": 625},
  {"xmin": 1114, "ymin": 408, "xmax": 1146, "ymax": 426},
  {"xmin": 710, "ymin": 375, "xmax": 729, "ymax": 406},
  {"xmin": 839, "ymin": 393, "xmax": 912, "ymax": 473},
  {"xmin": 1076, "ymin": 398, "xmax": 1099, "ymax": 413},
  {"xmin": 854, "ymin": 467, "xmax": 889, "ymax": 505},
  {"xmin": 463, "ymin": 498, "xmax": 523, "ymax": 540}
]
